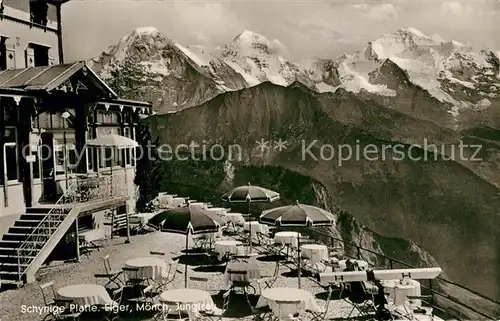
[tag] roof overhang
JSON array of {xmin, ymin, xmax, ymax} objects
[{"xmin": 0, "ymin": 61, "xmax": 118, "ymax": 99}]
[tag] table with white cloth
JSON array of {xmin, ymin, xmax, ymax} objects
[
  {"xmin": 124, "ymin": 257, "xmax": 168, "ymax": 281},
  {"xmin": 300, "ymin": 244, "xmax": 328, "ymax": 264},
  {"xmin": 381, "ymin": 279, "xmax": 422, "ymax": 307},
  {"xmin": 256, "ymin": 287, "xmax": 322, "ymax": 318},
  {"xmin": 57, "ymin": 284, "xmax": 117, "ymax": 308},
  {"xmin": 338, "ymin": 259, "xmax": 368, "ymax": 271},
  {"xmin": 159, "ymin": 288, "xmax": 217, "ymax": 319},
  {"xmin": 206, "ymin": 207, "xmax": 227, "ymax": 216},
  {"xmin": 172, "ymin": 197, "xmax": 186, "ymax": 207},
  {"xmin": 214, "ymin": 240, "xmax": 243, "ymax": 259},
  {"xmin": 129, "ymin": 213, "xmax": 156, "ymax": 225},
  {"xmin": 243, "ymin": 221, "xmax": 269, "ymax": 235},
  {"xmin": 223, "ymin": 213, "xmax": 246, "ymax": 226},
  {"xmin": 79, "ymin": 229, "xmax": 106, "ymax": 252},
  {"xmin": 274, "ymin": 231, "xmax": 301, "ymax": 247},
  {"xmin": 224, "ymin": 260, "xmax": 261, "ymax": 286}
]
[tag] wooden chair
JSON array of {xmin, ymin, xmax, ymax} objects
[
  {"xmin": 94, "ymin": 255, "xmax": 123, "ymax": 288},
  {"xmin": 39, "ymin": 281, "xmax": 82, "ymax": 321}
]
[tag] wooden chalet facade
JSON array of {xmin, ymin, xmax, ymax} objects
[{"xmin": 0, "ymin": 62, "xmax": 152, "ymax": 216}]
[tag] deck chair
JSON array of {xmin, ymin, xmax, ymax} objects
[
  {"xmin": 308, "ymin": 286, "xmax": 333, "ymax": 321},
  {"xmin": 40, "ymin": 281, "xmax": 82, "ymax": 321},
  {"xmin": 153, "ymin": 259, "xmax": 181, "ymax": 292},
  {"xmin": 94, "ymin": 255, "xmax": 123, "ymax": 288},
  {"xmin": 345, "ymin": 281, "xmax": 377, "ymax": 319}
]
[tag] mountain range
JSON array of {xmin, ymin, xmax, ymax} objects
[
  {"xmin": 90, "ymin": 26, "xmax": 500, "ymax": 313},
  {"xmin": 90, "ymin": 26, "xmax": 500, "ymax": 130}
]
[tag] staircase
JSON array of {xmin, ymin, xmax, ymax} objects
[
  {"xmin": 0, "ymin": 173, "xmax": 129, "ymax": 288},
  {"xmin": 0, "ymin": 207, "xmax": 72, "ymax": 288}
]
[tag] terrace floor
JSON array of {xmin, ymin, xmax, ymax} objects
[{"xmin": 0, "ymin": 231, "xmax": 384, "ymax": 321}]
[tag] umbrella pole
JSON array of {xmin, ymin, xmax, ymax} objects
[
  {"xmin": 185, "ymin": 233, "xmax": 188, "ymax": 288},
  {"xmin": 248, "ymin": 200, "xmax": 252, "ymax": 253},
  {"xmin": 297, "ymin": 231, "xmax": 301, "ymax": 289}
]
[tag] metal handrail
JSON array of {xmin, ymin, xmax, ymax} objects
[{"xmin": 16, "ymin": 173, "xmax": 128, "ymax": 281}]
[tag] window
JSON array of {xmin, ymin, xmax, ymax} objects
[
  {"xmin": 30, "ymin": 134, "xmax": 40, "ymax": 180},
  {"xmin": 4, "ymin": 127, "xmax": 18, "ymax": 182},
  {"xmin": 123, "ymin": 127, "xmax": 131, "ymax": 166},
  {"xmin": 36, "ymin": 111, "xmax": 71, "ymax": 129},
  {"xmin": 96, "ymin": 127, "xmax": 121, "ymax": 169},
  {"xmin": 53, "ymin": 131, "xmax": 76, "ymax": 176},
  {"xmin": 0, "ymin": 37, "xmax": 6, "ymax": 71},
  {"xmin": 96, "ymin": 110, "xmax": 120, "ymax": 124},
  {"xmin": 28, "ymin": 43, "xmax": 49, "ymax": 67},
  {"xmin": 3, "ymin": 98, "xmax": 18, "ymax": 123},
  {"xmin": 30, "ymin": 0, "xmax": 48, "ymax": 26}
]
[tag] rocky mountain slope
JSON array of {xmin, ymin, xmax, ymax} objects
[
  {"xmin": 144, "ymin": 81, "xmax": 500, "ymax": 306},
  {"xmin": 89, "ymin": 27, "xmax": 248, "ymax": 112}
]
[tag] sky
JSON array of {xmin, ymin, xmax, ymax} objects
[{"xmin": 62, "ymin": 0, "xmax": 500, "ymax": 63}]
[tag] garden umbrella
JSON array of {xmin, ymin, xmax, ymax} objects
[
  {"xmin": 259, "ymin": 201, "xmax": 335, "ymax": 288},
  {"xmin": 222, "ymin": 183, "xmax": 280, "ymax": 252},
  {"xmin": 148, "ymin": 204, "xmax": 222, "ymax": 287}
]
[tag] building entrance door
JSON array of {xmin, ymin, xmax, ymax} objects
[{"xmin": 40, "ymin": 132, "xmax": 57, "ymax": 202}]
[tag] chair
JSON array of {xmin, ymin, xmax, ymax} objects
[
  {"xmin": 95, "ymin": 287, "xmax": 124, "ymax": 321},
  {"xmin": 256, "ymin": 261, "xmax": 280, "ymax": 294},
  {"xmin": 274, "ymin": 299, "xmax": 302, "ymax": 321},
  {"xmin": 94, "ymin": 255, "xmax": 123, "ymax": 288},
  {"xmin": 308, "ymin": 286, "xmax": 333, "ymax": 321},
  {"xmin": 128, "ymin": 284, "xmax": 155, "ymax": 306},
  {"xmin": 39, "ymin": 281, "xmax": 82, "ymax": 321},
  {"xmin": 345, "ymin": 281, "xmax": 377, "ymax": 318},
  {"xmin": 122, "ymin": 266, "xmax": 145, "ymax": 287},
  {"xmin": 245, "ymin": 292, "xmax": 272, "ymax": 321},
  {"xmin": 200, "ymin": 289, "xmax": 231, "ymax": 320},
  {"xmin": 153, "ymin": 259, "xmax": 181, "ymax": 292},
  {"xmin": 228, "ymin": 270, "xmax": 256, "ymax": 295}
]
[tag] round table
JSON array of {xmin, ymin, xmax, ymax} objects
[
  {"xmin": 382, "ymin": 279, "xmax": 422, "ymax": 306},
  {"xmin": 256, "ymin": 287, "xmax": 321, "ymax": 318},
  {"xmin": 214, "ymin": 240, "xmax": 243, "ymax": 259},
  {"xmin": 274, "ymin": 231, "xmax": 301, "ymax": 247},
  {"xmin": 338, "ymin": 259, "xmax": 368, "ymax": 271},
  {"xmin": 243, "ymin": 221, "xmax": 269, "ymax": 235},
  {"xmin": 124, "ymin": 256, "xmax": 168, "ymax": 280},
  {"xmin": 224, "ymin": 213, "xmax": 246, "ymax": 225},
  {"xmin": 159, "ymin": 288, "xmax": 216, "ymax": 318},
  {"xmin": 57, "ymin": 284, "xmax": 116, "ymax": 307},
  {"xmin": 224, "ymin": 260, "xmax": 261, "ymax": 285},
  {"xmin": 300, "ymin": 244, "xmax": 328, "ymax": 265}
]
